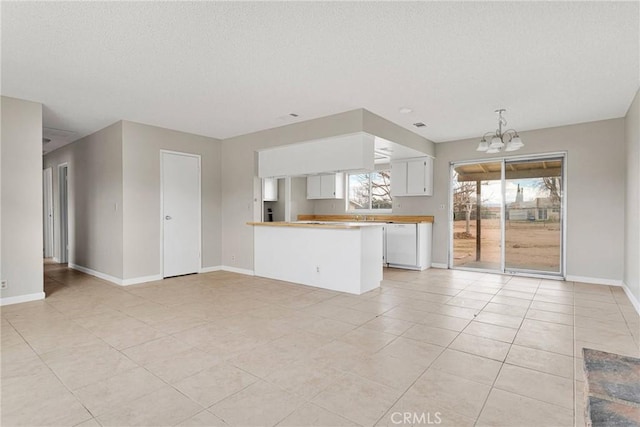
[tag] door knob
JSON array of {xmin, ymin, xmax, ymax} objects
[{"xmin": 165, "ymin": 215, "xmax": 172, "ymax": 220}]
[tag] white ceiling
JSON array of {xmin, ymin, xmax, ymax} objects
[{"xmin": 2, "ymin": 1, "xmax": 638, "ymax": 153}]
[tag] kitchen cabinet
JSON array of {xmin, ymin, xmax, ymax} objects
[
  {"xmin": 307, "ymin": 173, "xmax": 344, "ymax": 199},
  {"xmin": 391, "ymin": 157, "xmax": 433, "ymax": 196},
  {"xmin": 384, "ymin": 222, "xmax": 432, "ymax": 270},
  {"xmin": 262, "ymin": 178, "xmax": 278, "ymax": 201}
]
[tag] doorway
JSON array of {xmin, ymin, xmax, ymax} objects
[
  {"xmin": 161, "ymin": 151, "xmax": 201, "ymax": 278},
  {"xmin": 450, "ymin": 154, "xmax": 565, "ymax": 277},
  {"xmin": 58, "ymin": 164, "xmax": 69, "ymax": 263},
  {"xmin": 43, "ymin": 168, "xmax": 54, "ymax": 258}
]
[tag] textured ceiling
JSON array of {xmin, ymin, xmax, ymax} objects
[{"xmin": 2, "ymin": 1, "xmax": 638, "ymax": 153}]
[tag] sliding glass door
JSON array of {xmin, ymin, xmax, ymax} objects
[
  {"xmin": 452, "ymin": 162, "xmax": 503, "ymax": 271},
  {"xmin": 450, "ymin": 154, "xmax": 565, "ymax": 277},
  {"xmin": 504, "ymin": 158, "xmax": 563, "ymax": 274}
]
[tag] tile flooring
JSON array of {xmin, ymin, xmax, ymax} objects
[{"xmin": 1, "ymin": 263, "xmax": 639, "ymax": 426}]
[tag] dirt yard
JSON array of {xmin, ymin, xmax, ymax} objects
[{"xmin": 453, "ymin": 218, "xmax": 561, "ymax": 272}]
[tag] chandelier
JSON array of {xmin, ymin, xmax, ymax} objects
[{"xmin": 476, "ymin": 109, "xmax": 524, "ymax": 154}]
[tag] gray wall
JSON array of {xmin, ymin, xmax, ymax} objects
[
  {"xmin": 624, "ymin": 89, "xmax": 639, "ymax": 304},
  {"xmin": 1, "ymin": 96, "xmax": 43, "ymax": 300},
  {"xmin": 427, "ymin": 118, "xmax": 626, "ymax": 282},
  {"xmin": 363, "ymin": 109, "xmax": 434, "ymax": 157},
  {"xmin": 122, "ymin": 121, "xmax": 222, "ymax": 279},
  {"xmin": 43, "ymin": 122, "xmax": 124, "ymax": 278},
  {"xmin": 221, "ymin": 108, "xmax": 434, "ymax": 271},
  {"xmin": 221, "ymin": 110, "xmax": 364, "ymax": 270}
]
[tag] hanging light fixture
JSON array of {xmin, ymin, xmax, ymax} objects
[{"xmin": 476, "ymin": 109, "xmax": 524, "ymax": 153}]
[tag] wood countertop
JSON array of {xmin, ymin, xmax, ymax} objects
[
  {"xmin": 247, "ymin": 221, "xmax": 384, "ymax": 229},
  {"xmin": 297, "ymin": 214, "xmax": 434, "ymax": 223}
]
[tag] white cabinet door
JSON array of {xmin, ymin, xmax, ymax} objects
[
  {"xmin": 307, "ymin": 175, "xmax": 322, "ymax": 199},
  {"xmin": 424, "ymin": 157, "xmax": 433, "ymax": 196},
  {"xmin": 393, "ymin": 157, "xmax": 433, "ymax": 196},
  {"xmin": 320, "ymin": 174, "xmax": 336, "ymax": 198},
  {"xmin": 407, "ymin": 159, "xmax": 426, "ymax": 195},
  {"xmin": 263, "ymin": 178, "xmax": 278, "ymax": 201},
  {"xmin": 385, "ymin": 224, "xmax": 418, "ymax": 266},
  {"xmin": 308, "ymin": 173, "xmax": 344, "ymax": 199},
  {"xmin": 390, "ymin": 162, "xmax": 408, "ymax": 197}
]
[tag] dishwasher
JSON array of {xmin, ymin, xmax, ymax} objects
[{"xmin": 385, "ymin": 223, "xmax": 418, "ymax": 267}]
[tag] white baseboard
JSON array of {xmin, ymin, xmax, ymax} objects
[
  {"xmin": 221, "ymin": 266, "xmax": 255, "ymax": 276},
  {"xmin": 622, "ymin": 282, "xmax": 640, "ymax": 315},
  {"xmin": 121, "ymin": 275, "xmax": 163, "ymax": 286},
  {"xmin": 1, "ymin": 292, "xmax": 46, "ymax": 306},
  {"xmin": 69, "ymin": 263, "xmax": 123, "ymax": 285},
  {"xmin": 70, "ymin": 263, "xmax": 255, "ymax": 285},
  {"xmin": 52, "ymin": 257, "xmax": 60, "ymax": 263},
  {"xmin": 431, "ymin": 263, "xmax": 448, "ymax": 269},
  {"xmin": 566, "ymin": 275, "xmax": 623, "ymax": 287}
]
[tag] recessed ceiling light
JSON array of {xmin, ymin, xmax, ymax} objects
[
  {"xmin": 413, "ymin": 122, "xmax": 426, "ymax": 128},
  {"xmin": 399, "ymin": 107, "xmax": 413, "ymax": 114}
]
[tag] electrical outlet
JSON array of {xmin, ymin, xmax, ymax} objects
[
  {"xmin": 316, "ymin": 266, "xmax": 320, "ymax": 273},
  {"xmin": 1, "ymin": 280, "xmax": 7, "ymax": 290},
  {"xmin": 439, "ymin": 204, "xmax": 445, "ymax": 210},
  {"xmin": 231, "ymin": 255, "xmax": 236, "ymax": 261}
]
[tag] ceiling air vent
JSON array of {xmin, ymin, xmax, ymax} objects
[
  {"xmin": 289, "ymin": 113, "xmax": 299, "ymax": 117},
  {"xmin": 413, "ymin": 122, "xmax": 426, "ymax": 128},
  {"xmin": 42, "ymin": 138, "xmax": 52, "ymax": 144}
]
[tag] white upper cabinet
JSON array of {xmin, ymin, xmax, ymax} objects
[
  {"xmin": 307, "ymin": 173, "xmax": 344, "ymax": 199},
  {"xmin": 262, "ymin": 178, "xmax": 278, "ymax": 201},
  {"xmin": 391, "ymin": 157, "xmax": 433, "ymax": 196}
]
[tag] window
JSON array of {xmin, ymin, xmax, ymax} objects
[{"xmin": 347, "ymin": 170, "xmax": 392, "ymax": 211}]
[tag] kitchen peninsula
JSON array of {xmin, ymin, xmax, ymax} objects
[
  {"xmin": 248, "ymin": 221, "xmax": 384, "ymax": 295},
  {"xmin": 248, "ymin": 215, "xmax": 434, "ymax": 295}
]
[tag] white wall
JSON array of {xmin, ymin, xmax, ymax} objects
[
  {"xmin": 426, "ymin": 118, "xmax": 626, "ymax": 282},
  {"xmin": 1, "ymin": 96, "xmax": 44, "ymax": 303},
  {"xmin": 624, "ymin": 89, "xmax": 639, "ymax": 307},
  {"xmin": 122, "ymin": 121, "xmax": 222, "ymax": 279},
  {"xmin": 43, "ymin": 122, "xmax": 124, "ymax": 279}
]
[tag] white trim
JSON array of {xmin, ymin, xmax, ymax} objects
[
  {"xmin": 431, "ymin": 262, "xmax": 448, "ymax": 269},
  {"xmin": 566, "ymin": 275, "xmax": 623, "ymax": 286},
  {"xmin": 200, "ymin": 266, "xmax": 222, "ymax": 273},
  {"xmin": 52, "ymin": 257, "xmax": 60, "ymax": 263},
  {"xmin": 57, "ymin": 162, "xmax": 69, "ymax": 264},
  {"xmin": 221, "ymin": 266, "xmax": 255, "ymax": 276},
  {"xmin": 69, "ymin": 263, "xmax": 123, "ymax": 285},
  {"xmin": 121, "ymin": 275, "xmax": 163, "ymax": 286},
  {"xmin": 43, "ymin": 167, "xmax": 54, "ymax": 258},
  {"xmin": 70, "ymin": 263, "xmax": 164, "ymax": 286},
  {"xmin": 1, "ymin": 292, "xmax": 46, "ymax": 306},
  {"xmin": 622, "ymin": 282, "xmax": 640, "ymax": 315}
]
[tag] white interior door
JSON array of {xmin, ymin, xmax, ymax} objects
[
  {"xmin": 162, "ymin": 151, "xmax": 201, "ymax": 278},
  {"xmin": 43, "ymin": 168, "xmax": 54, "ymax": 257}
]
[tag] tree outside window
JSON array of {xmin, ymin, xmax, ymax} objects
[{"xmin": 348, "ymin": 170, "xmax": 392, "ymax": 211}]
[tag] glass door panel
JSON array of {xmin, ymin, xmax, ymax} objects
[
  {"xmin": 452, "ymin": 162, "xmax": 503, "ymax": 271},
  {"xmin": 504, "ymin": 158, "xmax": 563, "ymax": 274}
]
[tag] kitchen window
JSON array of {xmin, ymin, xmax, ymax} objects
[{"xmin": 347, "ymin": 170, "xmax": 392, "ymax": 212}]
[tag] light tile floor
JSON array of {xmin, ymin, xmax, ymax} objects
[{"xmin": 1, "ymin": 263, "xmax": 639, "ymax": 426}]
